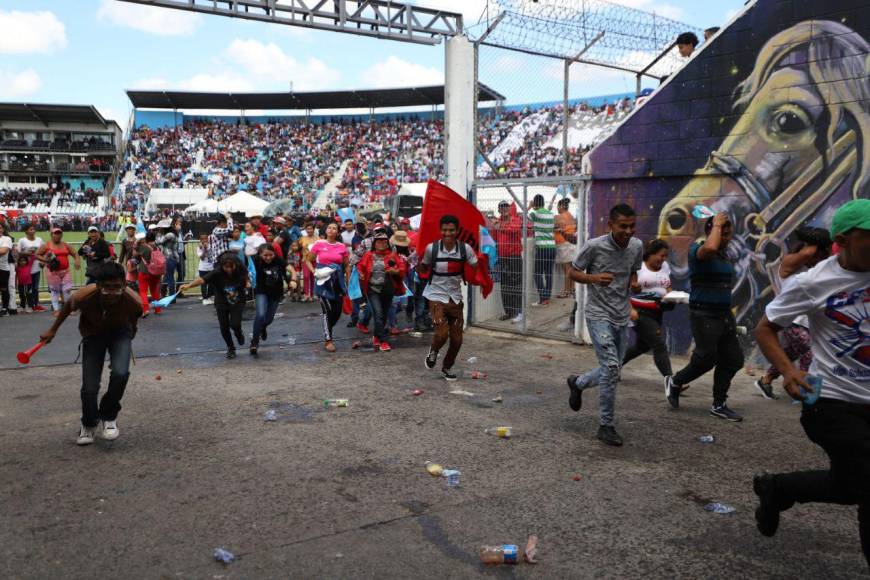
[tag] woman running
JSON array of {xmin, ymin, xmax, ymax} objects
[
  {"xmin": 754, "ymin": 227, "xmax": 832, "ymax": 399},
  {"xmin": 249, "ymin": 243, "xmax": 289, "ymax": 356},
  {"xmin": 180, "ymin": 251, "xmax": 250, "ymax": 358},
  {"xmin": 36, "ymin": 227, "xmax": 80, "ymax": 315},
  {"xmin": 307, "ymin": 222, "xmax": 348, "ymax": 352},
  {"xmin": 622, "ymin": 239, "xmax": 675, "ymax": 377},
  {"xmin": 133, "ymin": 230, "xmax": 164, "ymax": 317},
  {"xmin": 358, "ymin": 230, "xmax": 408, "ymax": 351}
]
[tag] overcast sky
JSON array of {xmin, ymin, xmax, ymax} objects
[{"xmin": 0, "ymin": 0, "xmax": 746, "ymax": 127}]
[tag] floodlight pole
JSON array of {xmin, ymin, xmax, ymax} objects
[{"xmin": 563, "ymin": 32, "xmax": 605, "ymax": 176}]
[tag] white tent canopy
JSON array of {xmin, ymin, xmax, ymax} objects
[
  {"xmin": 184, "ymin": 191, "xmax": 269, "ymax": 216},
  {"xmin": 146, "ymin": 188, "xmax": 209, "ymax": 211}
]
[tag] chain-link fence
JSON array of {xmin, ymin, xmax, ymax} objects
[
  {"xmin": 19, "ymin": 240, "xmax": 202, "ymax": 298},
  {"xmin": 470, "ymin": 176, "xmax": 588, "ymax": 342}
]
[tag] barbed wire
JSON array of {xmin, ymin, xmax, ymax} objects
[{"xmin": 468, "ymin": 0, "xmax": 704, "ymax": 78}]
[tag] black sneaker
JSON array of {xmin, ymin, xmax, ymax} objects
[
  {"xmin": 753, "ymin": 473, "xmax": 792, "ymax": 537},
  {"xmin": 441, "ymin": 368, "xmax": 458, "ymax": 381},
  {"xmin": 249, "ymin": 340, "xmax": 259, "ymax": 356},
  {"xmin": 347, "ymin": 320, "xmax": 357, "ymax": 328},
  {"xmin": 567, "ymin": 375, "xmax": 582, "ymax": 412},
  {"xmin": 261, "ymin": 328, "xmax": 268, "ymax": 342},
  {"xmin": 424, "ymin": 349, "xmax": 438, "ymax": 370},
  {"xmin": 498, "ymin": 313, "xmax": 512, "ymax": 321},
  {"xmin": 226, "ymin": 348, "xmax": 236, "ymax": 359},
  {"xmin": 710, "ymin": 404, "xmax": 743, "ymax": 422},
  {"xmin": 0, "ymin": 309, "xmax": 7, "ymax": 317},
  {"xmin": 664, "ymin": 375, "xmax": 680, "ymax": 409},
  {"xmin": 597, "ymin": 425, "xmax": 623, "ymax": 447},
  {"xmin": 235, "ymin": 331, "xmax": 245, "ymax": 346},
  {"xmin": 754, "ymin": 379, "xmax": 777, "ymax": 400}
]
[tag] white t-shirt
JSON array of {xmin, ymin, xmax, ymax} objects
[
  {"xmin": 341, "ymin": 230, "xmax": 356, "ymax": 247},
  {"xmin": 243, "ymin": 233, "xmax": 266, "ymax": 257},
  {"xmin": 636, "ymin": 261, "xmax": 671, "ymax": 297},
  {"xmin": 777, "ymin": 266, "xmax": 809, "ymax": 328},
  {"xmin": 0, "ymin": 236, "xmax": 12, "ymax": 271},
  {"xmin": 421, "ymin": 241, "xmax": 477, "ymax": 304},
  {"xmin": 765, "ymin": 255, "xmax": 870, "ymax": 405},
  {"xmin": 17, "ymin": 237, "xmax": 44, "ymax": 273}
]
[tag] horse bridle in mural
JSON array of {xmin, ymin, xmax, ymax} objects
[{"xmin": 658, "ymin": 19, "xmax": 870, "ymax": 327}]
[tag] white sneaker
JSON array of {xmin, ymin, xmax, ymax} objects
[
  {"xmin": 77, "ymin": 425, "xmax": 97, "ymax": 445},
  {"xmin": 203, "ymin": 298, "xmax": 214, "ymax": 306},
  {"xmin": 24, "ymin": 307, "xmax": 33, "ymax": 313},
  {"xmin": 101, "ymin": 420, "xmax": 120, "ymax": 441},
  {"xmin": 511, "ymin": 313, "xmax": 524, "ymax": 324}
]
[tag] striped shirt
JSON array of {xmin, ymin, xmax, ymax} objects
[
  {"xmin": 208, "ymin": 217, "xmax": 233, "ymax": 262},
  {"xmin": 688, "ymin": 241, "xmax": 734, "ymax": 311},
  {"xmin": 530, "ymin": 208, "xmax": 555, "ymax": 248}
]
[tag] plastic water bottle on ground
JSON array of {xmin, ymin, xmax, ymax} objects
[
  {"xmin": 287, "ymin": 337, "xmax": 296, "ymax": 345},
  {"xmin": 324, "ymin": 399, "xmax": 349, "ymax": 408},
  {"xmin": 213, "ymin": 547, "xmax": 235, "ymax": 564},
  {"xmin": 485, "ymin": 426, "xmax": 512, "ymax": 438},
  {"xmin": 264, "ymin": 409, "xmax": 278, "ymax": 422},
  {"xmin": 463, "ymin": 370, "xmax": 487, "ymax": 379},
  {"xmin": 704, "ymin": 502, "xmax": 736, "ymax": 514},
  {"xmin": 442, "ymin": 469, "xmax": 460, "ymax": 487},
  {"xmin": 697, "ymin": 434, "xmax": 715, "ymax": 444},
  {"xmin": 480, "ymin": 544, "xmax": 520, "ymax": 565},
  {"xmin": 466, "ymin": 356, "xmax": 478, "ymax": 363},
  {"xmin": 425, "ymin": 461, "xmax": 443, "ymax": 477}
]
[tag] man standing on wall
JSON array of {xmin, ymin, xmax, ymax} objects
[
  {"xmin": 665, "ymin": 213, "xmax": 744, "ymax": 421},
  {"xmin": 419, "ymin": 215, "xmax": 478, "ymax": 381},
  {"xmin": 753, "ymin": 199, "xmax": 870, "ymax": 571},
  {"xmin": 565, "ymin": 204, "xmax": 643, "ymax": 446}
]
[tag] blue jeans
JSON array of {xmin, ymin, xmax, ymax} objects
[
  {"xmin": 81, "ymin": 330, "xmax": 133, "ymax": 427},
  {"xmin": 164, "ymin": 258, "xmax": 178, "ymax": 295},
  {"xmin": 253, "ymin": 293, "xmax": 280, "ymax": 343},
  {"xmin": 30, "ymin": 270, "xmax": 40, "ymax": 307},
  {"xmin": 533, "ymin": 246, "xmax": 556, "ymax": 302},
  {"xmin": 574, "ymin": 319, "xmax": 630, "ymax": 427},
  {"xmin": 367, "ymin": 288, "xmax": 394, "ymax": 341}
]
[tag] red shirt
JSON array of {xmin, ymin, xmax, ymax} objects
[{"xmin": 491, "ymin": 215, "xmax": 523, "ymax": 257}]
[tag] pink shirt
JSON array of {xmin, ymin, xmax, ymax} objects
[{"xmin": 309, "ymin": 240, "xmax": 348, "ymax": 267}]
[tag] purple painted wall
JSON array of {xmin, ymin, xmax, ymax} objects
[{"xmin": 586, "ymin": 0, "xmax": 870, "ymax": 352}]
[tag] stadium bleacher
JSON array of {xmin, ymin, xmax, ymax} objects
[{"xmin": 114, "ymin": 96, "xmax": 634, "ymax": 214}]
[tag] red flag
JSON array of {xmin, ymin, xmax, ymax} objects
[{"xmin": 418, "ymin": 180, "xmax": 494, "ymax": 298}]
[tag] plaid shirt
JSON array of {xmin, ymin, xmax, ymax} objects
[{"xmin": 208, "ymin": 218, "xmax": 233, "ymax": 262}]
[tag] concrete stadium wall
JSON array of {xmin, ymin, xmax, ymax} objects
[{"xmin": 585, "ymin": 0, "xmax": 870, "ymax": 353}]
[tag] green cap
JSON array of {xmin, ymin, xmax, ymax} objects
[{"xmin": 830, "ymin": 199, "xmax": 870, "ymax": 237}]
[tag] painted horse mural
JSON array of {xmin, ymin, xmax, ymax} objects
[{"xmin": 657, "ymin": 20, "xmax": 870, "ymax": 329}]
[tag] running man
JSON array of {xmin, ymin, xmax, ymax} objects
[
  {"xmin": 418, "ymin": 215, "xmax": 478, "ymax": 381},
  {"xmin": 39, "ymin": 262, "xmax": 143, "ymax": 445},
  {"xmin": 664, "ymin": 212, "xmax": 744, "ymax": 421},
  {"xmin": 565, "ymin": 203, "xmax": 643, "ymax": 446},
  {"xmin": 753, "ymin": 199, "xmax": 870, "ymax": 571}
]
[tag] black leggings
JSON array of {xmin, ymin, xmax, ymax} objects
[
  {"xmin": 318, "ymin": 295, "xmax": 343, "ymax": 341},
  {"xmin": 623, "ymin": 310, "xmax": 672, "ymax": 376},
  {"xmin": 216, "ymin": 305, "xmax": 244, "ymax": 349},
  {"xmin": 0, "ymin": 270, "xmax": 9, "ymax": 310}
]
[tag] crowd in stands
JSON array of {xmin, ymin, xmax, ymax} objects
[{"xmin": 113, "ymin": 96, "xmax": 634, "ymax": 215}]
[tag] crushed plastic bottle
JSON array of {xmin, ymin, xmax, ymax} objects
[
  {"xmin": 213, "ymin": 547, "xmax": 235, "ymax": 564},
  {"xmin": 409, "ymin": 331, "xmax": 423, "ymax": 338},
  {"xmin": 323, "ymin": 399, "xmax": 349, "ymax": 408},
  {"xmin": 466, "ymin": 356, "xmax": 478, "ymax": 364},
  {"xmin": 492, "ymin": 394, "xmax": 503, "ymax": 403},
  {"xmin": 704, "ymin": 502, "xmax": 736, "ymax": 514},
  {"xmin": 463, "ymin": 370, "xmax": 487, "ymax": 380},
  {"xmin": 264, "ymin": 409, "xmax": 278, "ymax": 422},
  {"xmin": 425, "ymin": 461, "xmax": 443, "ymax": 477},
  {"xmin": 735, "ymin": 325, "xmax": 748, "ymax": 335},
  {"xmin": 287, "ymin": 337, "xmax": 296, "ymax": 346},
  {"xmin": 697, "ymin": 434, "xmax": 715, "ymax": 444},
  {"xmin": 442, "ymin": 469, "xmax": 460, "ymax": 487},
  {"xmin": 480, "ymin": 544, "xmax": 520, "ymax": 565},
  {"xmin": 802, "ymin": 375, "xmax": 823, "ymax": 405},
  {"xmin": 485, "ymin": 426, "xmax": 512, "ymax": 438}
]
